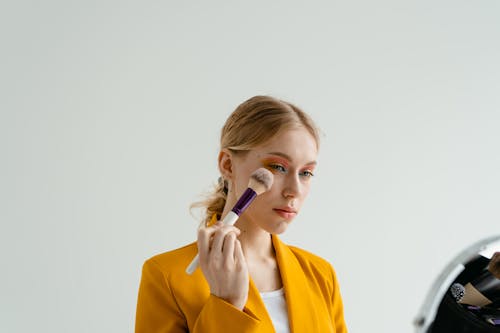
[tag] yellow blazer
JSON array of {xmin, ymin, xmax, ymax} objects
[{"xmin": 135, "ymin": 234, "xmax": 347, "ymax": 332}]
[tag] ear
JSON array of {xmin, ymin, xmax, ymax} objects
[{"xmin": 218, "ymin": 149, "xmax": 234, "ymax": 180}]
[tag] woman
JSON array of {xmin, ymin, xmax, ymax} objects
[{"xmin": 135, "ymin": 95, "xmax": 348, "ymax": 332}]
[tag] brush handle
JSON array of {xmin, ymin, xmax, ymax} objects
[
  {"xmin": 185, "ymin": 211, "xmax": 239, "ymax": 275},
  {"xmin": 231, "ymin": 188, "xmax": 257, "ymax": 215},
  {"xmin": 185, "ymin": 254, "xmax": 200, "ymax": 275}
]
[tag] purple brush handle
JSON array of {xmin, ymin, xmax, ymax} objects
[{"xmin": 231, "ymin": 188, "xmax": 257, "ymax": 215}]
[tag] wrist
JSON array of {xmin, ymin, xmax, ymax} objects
[
  {"xmin": 228, "ymin": 296, "xmax": 247, "ymax": 310},
  {"xmin": 211, "ymin": 292, "xmax": 246, "ymax": 311}
]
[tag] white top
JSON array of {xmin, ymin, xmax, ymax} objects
[{"xmin": 260, "ymin": 288, "xmax": 290, "ymax": 333}]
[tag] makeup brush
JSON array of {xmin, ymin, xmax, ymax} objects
[{"xmin": 185, "ymin": 167, "xmax": 274, "ymax": 275}]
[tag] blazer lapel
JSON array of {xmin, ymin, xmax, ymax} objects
[
  {"xmin": 272, "ymin": 235, "xmax": 320, "ymax": 332},
  {"xmin": 244, "ymin": 279, "xmax": 276, "ymax": 332}
]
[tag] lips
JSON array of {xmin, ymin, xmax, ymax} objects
[{"xmin": 273, "ymin": 207, "xmax": 297, "ymax": 219}]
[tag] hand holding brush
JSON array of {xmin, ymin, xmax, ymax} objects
[{"xmin": 186, "ymin": 167, "xmax": 273, "ymax": 275}]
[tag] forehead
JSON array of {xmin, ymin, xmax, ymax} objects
[{"xmin": 251, "ymin": 127, "xmax": 318, "ymax": 163}]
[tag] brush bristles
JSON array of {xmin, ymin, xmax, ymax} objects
[{"xmin": 248, "ymin": 168, "xmax": 274, "ymax": 195}]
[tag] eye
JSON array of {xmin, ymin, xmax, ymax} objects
[
  {"xmin": 299, "ymin": 170, "xmax": 315, "ymax": 178},
  {"xmin": 268, "ymin": 164, "xmax": 287, "ymax": 173}
]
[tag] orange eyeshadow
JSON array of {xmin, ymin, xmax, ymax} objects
[
  {"xmin": 301, "ymin": 163, "xmax": 316, "ymax": 171},
  {"xmin": 261, "ymin": 157, "xmax": 289, "ymax": 169}
]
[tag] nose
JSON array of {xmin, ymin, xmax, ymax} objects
[{"xmin": 282, "ymin": 173, "xmax": 300, "ymax": 198}]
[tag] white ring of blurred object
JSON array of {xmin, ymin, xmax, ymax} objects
[{"xmin": 414, "ymin": 234, "xmax": 500, "ymax": 333}]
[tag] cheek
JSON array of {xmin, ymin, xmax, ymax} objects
[
  {"xmin": 255, "ymin": 190, "xmax": 275, "ymax": 203},
  {"xmin": 252, "ymin": 188, "xmax": 280, "ymax": 209},
  {"xmin": 233, "ymin": 176, "xmax": 252, "ymax": 198},
  {"xmin": 245, "ymin": 196, "xmax": 270, "ymax": 217},
  {"xmin": 300, "ymin": 182, "xmax": 312, "ymax": 198}
]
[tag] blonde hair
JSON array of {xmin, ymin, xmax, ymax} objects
[{"xmin": 193, "ymin": 95, "xmax": 320, "ymax": 225}]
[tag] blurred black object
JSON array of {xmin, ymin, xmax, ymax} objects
[{"xmin": 429, "ymin": 255, "xmax": 500, "ymax": 332}]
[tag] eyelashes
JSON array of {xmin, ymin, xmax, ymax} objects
[
  {"xmin": 265, "ymin": 163, "xmax": 315, "ymax": 178},
  {"xmin": 300, "ymin": 170, "xmax": 315, "ymax": 178},
  {"xmin": 267, "ymin": 163, "xmax": 287, "ymax": 173}
]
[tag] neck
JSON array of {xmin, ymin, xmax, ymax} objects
[
  {"xmin": 235, "ymin": 215, "xmax": 283, "ymax": 292},
  {"xmin": 220, "ymin": 204, "xmax": 282, "ymax": 292}
]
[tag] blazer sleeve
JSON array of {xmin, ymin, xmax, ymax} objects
[
  {"xmin": 330, "ymin": 265, "xmax": 348, "ymax": 333},
  {"xmin": 193, "ymin": 295, "xmax": 262, "ymax": 333},
  {"xmin": 136, "ymin": 259, "xmax": 262, "ymax": 333}
]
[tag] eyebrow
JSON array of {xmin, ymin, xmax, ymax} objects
[{"xmin": 265, "ymin": 152, "xmax": 317, "ymax": 166}]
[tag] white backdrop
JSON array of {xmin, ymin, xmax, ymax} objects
[{"xmin": 1, "ymin": 1, "xmax": 499, "ymax": 332}]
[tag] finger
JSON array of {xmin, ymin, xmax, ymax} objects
[
  {"xmin": 197, "ymin": 223, "xmax": 223, "ymax": 261},
  {"xmin": 222, "ymin": 232, "xmax": 237, "ymax": 265},
  {"xmin": 210, "ymin": 226, "xmax": 241, "ymax": 255},
  {"xmin": 234, "ymin": 238, "xmax": 246, "ymax": 267}
]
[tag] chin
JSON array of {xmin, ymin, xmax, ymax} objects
[{"xmin": 269, "ymin": 220, "xmax": 290, "ymax": 235}]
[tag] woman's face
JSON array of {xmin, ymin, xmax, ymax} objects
[{"xmin": 228, "ymin": 126, "xmax": 318, "ymax": 234}]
